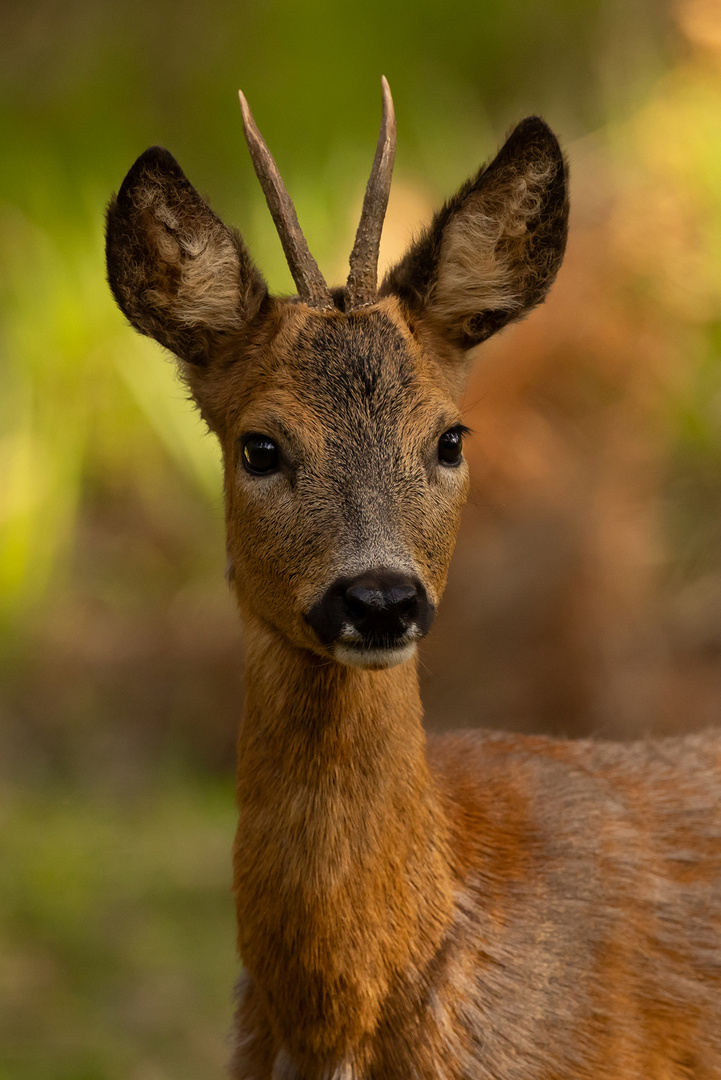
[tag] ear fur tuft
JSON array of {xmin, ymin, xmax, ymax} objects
[
  {"xmin": 382, "ymin": 117, "xmax": 568, "ymax": 350},
  {"xmin": 106, "ymin": 147, "xmax": 267, "ymax": 366}
]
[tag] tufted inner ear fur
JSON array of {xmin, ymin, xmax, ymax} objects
[
  {"xmin": 382, "ymin": 117, "xmax": 568, "ymax": 351},
  {"xmin": 106, "ymin": 146, "xmax": 267, "ymax": 366}
]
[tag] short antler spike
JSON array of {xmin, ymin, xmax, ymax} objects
[
  {"xmin": 238, "ymin": 91, "xmax": 334, "ymax": 310},
  {"xmin": 346, "ymin": 76, "xmax": 397, "ymax": 311}
]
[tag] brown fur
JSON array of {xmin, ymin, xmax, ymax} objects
[{"xmin": 105, "ymin": 111, "xmax": 720, "ymax": 1079}]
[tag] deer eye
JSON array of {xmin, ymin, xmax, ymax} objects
[
  {"xmin": 438, "ymin": 426, "xmax": 466, "ymax": 466},
  {"xmin": 242, "ymin": 434, "xmax": 279, "ymax": 476}
]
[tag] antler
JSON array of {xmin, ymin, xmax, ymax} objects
[
  {"xmin": 238, "ymin": 91, "xmax": 334, "ymax": 311},
  {"xmin": 346, "ymin": 76, "xmax": 397, "ymax": 311}
]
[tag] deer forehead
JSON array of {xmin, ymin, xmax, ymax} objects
[{"xmin": 233, "ymin": 304, "xmax": 459, "ymax": 453}]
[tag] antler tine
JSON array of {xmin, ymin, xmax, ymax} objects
[
  {"xmin": 346, "ymin": 76, "xmax": 397, "ymax": 311},
  {"xmin": 238, "ymin": 91, "xmax": 334, "ymax": 310}
]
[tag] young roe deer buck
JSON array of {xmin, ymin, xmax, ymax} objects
[{"xmin": 106, "ymin": 79, "xmax": 721, "ymax": 1080}]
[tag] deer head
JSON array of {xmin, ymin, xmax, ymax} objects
[{"xmin": 105, "ymin": 80, "xmax": 568, "ymax": 670}]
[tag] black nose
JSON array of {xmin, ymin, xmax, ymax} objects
[
  {"xmin": 305, "ymin": 569, "xmax": 434, "ymax": 648},
  {"xmin": 344, "ymin": 578, "xmax": 419, "ymax": 635}
]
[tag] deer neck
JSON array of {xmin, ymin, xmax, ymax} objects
[{"xmin": 233, "ymin": 616, "xmax": 453, "ymax": 1068}]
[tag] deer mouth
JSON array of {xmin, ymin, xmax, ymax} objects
[{"xmin": 333, "ymin": 629, "xmax": 421, "ymax": 670}]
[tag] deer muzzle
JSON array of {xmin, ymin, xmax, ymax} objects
[{"xmin": 305, "ymin": 568, "xmax": 434, "ymax": 669}]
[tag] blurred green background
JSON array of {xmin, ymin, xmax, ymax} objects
[{"xmin": 2, "ymin": 0, "xmax": 721, "ymax": 1076}]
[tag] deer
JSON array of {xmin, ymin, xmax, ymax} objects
[{"xmin": 105, "ymin": 78, "xmax": 721, "ymax": 1080}]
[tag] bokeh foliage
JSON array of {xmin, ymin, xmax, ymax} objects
[{"xmin": 0, "ymin": 775, "xmax": 237, "ymax": 1080}]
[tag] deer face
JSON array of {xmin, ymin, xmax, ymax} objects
[
  {"xmin": 106, "ymin": 84, "xmax": 568, "ymax": 669},
  {"xmin": 216, "ymin": 300, "xmax": 468, "ymax": 667}
]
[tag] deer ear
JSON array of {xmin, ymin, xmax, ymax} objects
[
  {"xmin": 382, "ymin": 117, "xmax": 568, "ymax": 350},
  {"xmin": 106, "ymin": 147, "xmax": 267, "ymax": 366}
]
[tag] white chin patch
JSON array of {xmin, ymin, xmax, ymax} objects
[{"xmin": 333, "ymin": 641, "xmax": 418, "ymax": 670}]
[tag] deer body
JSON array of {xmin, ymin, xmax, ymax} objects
[
  {"xmin": 234, "ymin": 623, "xmax": 721, "ymax": 1078},
  {"xmin": 106, "ymin": 82, "xmax": 721, "ymax": 1079}
]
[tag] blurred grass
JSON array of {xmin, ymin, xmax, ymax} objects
[{"xmin": 0, "ymin": 775, "xmax": 238, "ymax": 1080}]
